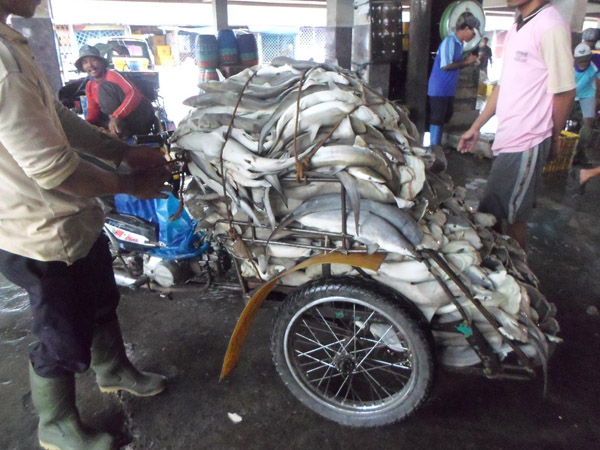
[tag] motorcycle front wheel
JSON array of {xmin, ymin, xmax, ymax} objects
[{"xmin": 270, "ymin": 276, "xmax": 435, "ymax": 427}]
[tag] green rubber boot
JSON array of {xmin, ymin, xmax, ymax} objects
[
  {"xmin": 91, "ymin": 320, "xmax": 166, "ymax": 397},
  {"xmin": 29, "ymin": 364, "xmax": 115, "ymax": 450}
]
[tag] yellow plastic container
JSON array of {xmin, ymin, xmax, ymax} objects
[
  {"xmin": 155, "ymin": 54, "xmax": 175, "ymax": 66},
  {"xmin": 543, "ymin": 131, "xmax": 579, "ymax": 174},
  {"xmin": 156, "ymin": 45, "xmax": 171, "ymax": 56},
  {"xmin": 112, "ymin": 56, "xmax": 149, "ymax": 71},
  {"xmin": 478, "ymin": 84, "xmax": 495, "ymax": 97}
]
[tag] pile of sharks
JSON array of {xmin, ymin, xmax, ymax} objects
[{"xmin": 171, "ymin": 58, "xmax": 559, "ymax": 368}]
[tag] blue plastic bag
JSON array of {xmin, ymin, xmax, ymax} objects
[{"xmin": 114, "ymin": 193, "xmax": 208, "ymax": 260}]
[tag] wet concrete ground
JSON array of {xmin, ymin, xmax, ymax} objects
[{"xmin": 1, "ymin": 152, "xmax": 599, "ymax": 450}]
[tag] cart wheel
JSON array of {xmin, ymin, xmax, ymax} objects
[{"xmin": 271, "ymin": 276, "xmax": 435, "ymax": 427}]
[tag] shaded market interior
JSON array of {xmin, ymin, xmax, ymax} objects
[{"xmin": 1, "ymin": 0, "xmax": 600, "ymax": 449}]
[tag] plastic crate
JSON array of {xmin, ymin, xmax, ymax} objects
[{"xmin": 543, "ymin": 131, "xmax": 578, "ymax": 174}]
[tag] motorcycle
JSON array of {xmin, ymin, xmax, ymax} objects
[{"xmin": 102, "ymin": 135, "xmax": 230, "ymax": 294}]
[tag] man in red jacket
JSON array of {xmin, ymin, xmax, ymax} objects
[{"xmin": 76, "ymin": 45, "xmax": 155, "ymax": 138}]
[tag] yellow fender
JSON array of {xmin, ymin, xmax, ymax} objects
[{"xmin": 220, "ymin": 252, "xmax": 385, "ymax": 380}]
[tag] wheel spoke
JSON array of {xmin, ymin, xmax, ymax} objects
[
  {"xmin": 311, "ymin": 369, "xmax": 345, "ymax": 384},
  {"xmin": 322, "ymin": 362, "xmax": 335, "ymax": 391},
  {"xmin": 294, "ymin": 332, "xmax": 345, "ymax": 356},
  {"xmin": 299, "ymin": 319, "xmax": 336, "ymax": 359},
  {"xmin": 359, "ymin": 360, "xmax": 412, "ymax": 381},
  {"xmin": 299, "ymin": 360, "xmax": 329, "ymax": 370},
  {"xmin": 316, "ymin": 363, "xmax": 334, "ymax": 388},
  {"xmin": 334, "ymin": 374, "xmax": 351, "ymax": 398},
  {"xmin": 360, "ymin": 368, "xmax": 385, "ymax": 402},
  {"xmin": 341, "ymin": 310, "xmax": 377, "ymax": 353},
  {"xmin": 314, "ymin": 307, "xmax": 348, "ymax": 353},
  {"xmin": 293, "ymin": 348, "xmax": 337, "ymax": 370},
  {"xmin": 342, "ymin": 373, "xmax": 353, "ymax": 404},
  {"xmin": 350, "ymin": 380, "xmax": 363, "ymax": 404},
  {"xmin": 353, "ymin": 304, "xmax": 357, "ymax": 357},
  {"xmin": 298, "ymin": 355, "xmax": 336, "ymax": 372},
  {"xmin": 303, "ymin": 313, "xmax": 352, "ymax": 334},
  {"xmin": 359, "ymin": 335, "xmax": 410, "ymax": 352},
  {"xmin": 355, "ymin": 325, "xmax": 393, "ymax": 369},
  {"xmin": 360, "ymin": 366, "xmax": 393, "ymax": 398},
  {"xmin": 368, "ymin": 357, "xmax": 412, "ymax": 371},
  {"xmin": 347, "ymin": 342, "xmax": 388, "ymax": 355}
]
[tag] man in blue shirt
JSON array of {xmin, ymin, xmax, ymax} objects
[
  {"xmin": 427, "ymin": 16, "xmax": 480, "ymax": 146},
  {"xmin": 581, "ymin": 28, "xmax": 600, "ymax": 70},
  {"xmin": 573, "ymin": 43, "xmax": 598, "ymax": 166}
]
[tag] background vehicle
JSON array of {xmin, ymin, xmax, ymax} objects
[
  {"xmin": 103, "ymin": 134, "xmax": 229, "ymax": 292},
  {"xmin": 97, "ymin": 36, "xmax": 155, "ymax": 71}
]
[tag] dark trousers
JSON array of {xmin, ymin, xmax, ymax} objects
[
  {"xmin": 0, "ymin": 235, "xmax": 120, "ymax": 378},
  {"xmin": 98, "ymin": 81, "xmax": 156, "ymax": 136},
  {"xmin": 428, "ymin": 96, "xmax": 455, "ymax": 126}
]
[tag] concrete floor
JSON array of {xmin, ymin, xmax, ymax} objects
[{"xmin": 1, "ymin": 152, "xmax": 599, "ymax": 450}]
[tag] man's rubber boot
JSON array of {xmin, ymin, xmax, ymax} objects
[
  {"xmin": 91, "ymin": 320, "xmax": 166, "ymax": 397},
  {"xmin": 29, "ymin": 364, "xmax": 115, "ymax": 450},
  {"xmin": 429, "ymin": 124, "xmax": 443, "ymax": 147}
]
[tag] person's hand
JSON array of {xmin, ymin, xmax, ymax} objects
[
  {"xmin": 458, "ymin": 128, "xmax": 480, "ymax": 153},
  {"xmin": 108, "ymin": 117, "xmax": 125, "ymax": 137},
  {"xmin": 123, "ymin": 145, "xmax": 168, "ymax": 169},
  {"xmin": 119, "ymin": 166, "xmax": 172, "ymax": 199},
  {"xmin": 465, "ymin": 54, "xmax": 478, "ymax": 66}
]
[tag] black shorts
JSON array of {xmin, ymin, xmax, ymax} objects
[
  {"xmin": 0, "ymin": 234, "xmax": 120, "ymax": 377},
  {"xmin": 428, "ymin": 96, "xmax": 455, "ymax": 126},
  {"xmin": 478, "ymin": 138, "xmax": 551, "ymax": 224},
  {"xmin": 98, "ymin": 81, "xmax": 155, "ymax": 136}
]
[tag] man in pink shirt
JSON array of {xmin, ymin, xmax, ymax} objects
[{"xmin": 458, "ymin": 0, "xmax": 575, "ymax": 248}]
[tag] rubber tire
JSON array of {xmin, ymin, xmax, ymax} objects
[{"xmin": 270, "ymin": 276, "xmax": 435, "ymax": 427}]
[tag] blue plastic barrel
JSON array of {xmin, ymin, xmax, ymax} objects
[
  {"xmin": 237, "ymin": 33, "xmax": 258, "ymax": 67},
  {"xmin": 217, "ymin": 29, "xmax": 239, "ymax": 65},
  {"xmin": 195, "ymin": 34, "xmax": 219, "ymax": 68}
]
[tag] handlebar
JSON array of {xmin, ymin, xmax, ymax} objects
[{"xmin": 133, "ymin": 132, "xmax": 172, "ymax": 146}]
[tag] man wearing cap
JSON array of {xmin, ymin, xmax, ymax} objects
[
  {"xmin": 581, "ymin": 28, "xmax": 600, "ymax": 71},
  {"xmin": 427, "ymin": 16, "xmax": 480, "ymax": 147},
  {"xmin": 76, "ymin": 45, "xmax": 155, "ymax": 138},
  {"xmin": 458, "ymin": 0, "xmax": 575, "ymax": 249},
  {"xmin": 572, "ymin": 43, "xmax": 598, "ymax": 165},
  {"xmin": 0, "ymin": 1, "xmax": 170, "ymax": 449}
]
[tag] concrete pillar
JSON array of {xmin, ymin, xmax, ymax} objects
[
  {"xmin": 325, "ymin": 0, "xmax": 353, "ymax": 68},
  {"xmin": 10, "ymin": 0, "xmax": 62, "ymax": 93},
  {"xmin": 406, "ymin": 0, "xmax": 432, "ymax": 141},
  {"xmin": 553, "ymin": 0, "xmax": 587, "ymax": 32},
  {"xmin": 212, "ymin": 0, "xmax": 228, "ymax": 31}
]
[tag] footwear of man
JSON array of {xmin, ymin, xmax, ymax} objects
[
  {"xmin": 29, "ymin": 364, "xmax": 115, "ymax": 450},
  {"xmin": 91, "ymin": 320, "xmax": 167, "ymax": 397}
]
